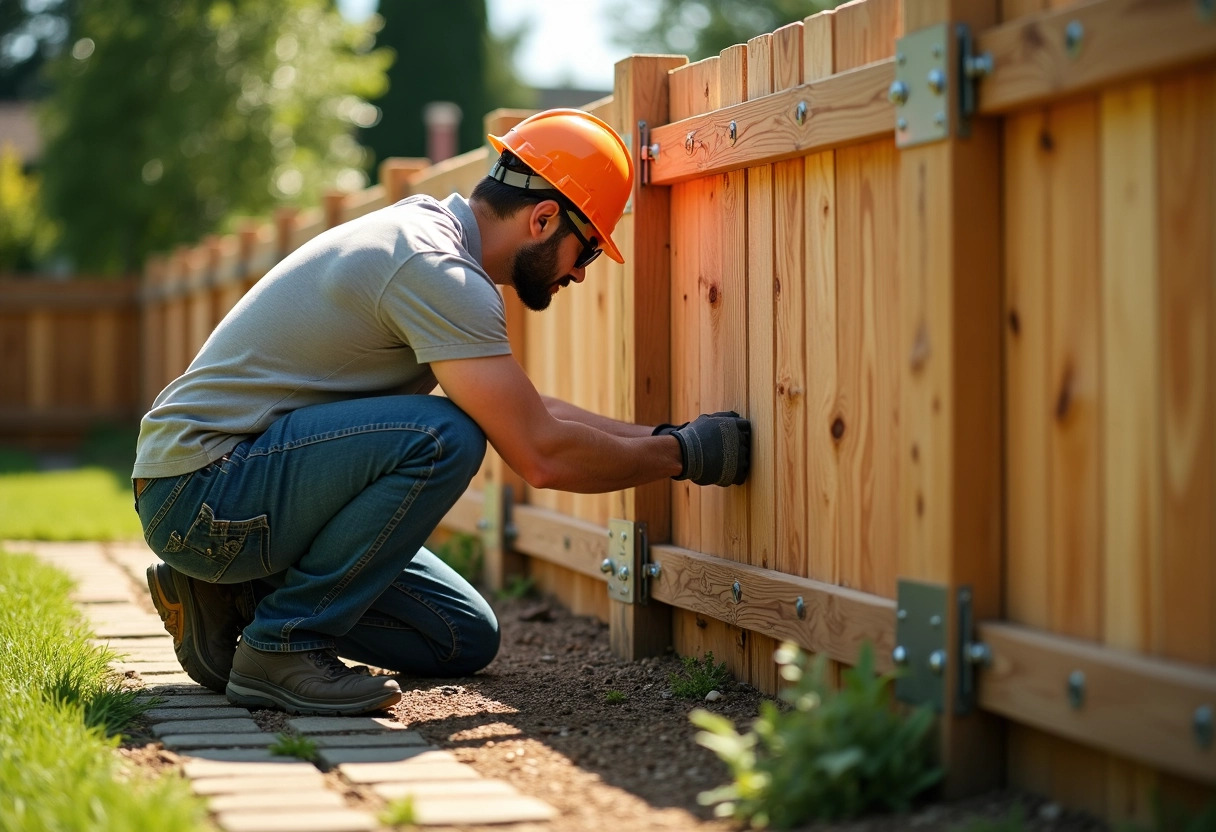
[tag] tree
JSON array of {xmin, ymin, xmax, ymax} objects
[
  {"xmin": 362, "ymin": 0, "xmax": 533, "ymax": 166},
  {"xmin": 37, "ymin": 0, "xmax": 391, "ymax": 274},
  {"xmin": 607, "ymin": 0, "xmax": 837, "ymax": 64},
  {"xmin": 0, "ymin": 143, "xmax": 57, "ymax": 271},
  {"xmin": 0, "ymin": 0, "xmax": 74, "ymax": 99}
]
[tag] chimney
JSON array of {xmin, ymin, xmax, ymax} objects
[{"xmin": 423, "ymin": 101, "xmax": 463, "ymax": 163}]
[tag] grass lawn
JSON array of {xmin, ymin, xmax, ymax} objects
[
  {"xmin": 0, "ymin": 546, "xmax": 213, "ymax": 831},
  {"xmin": 0, "ymin": 425, "xmax": 143, "ymax": 541}
]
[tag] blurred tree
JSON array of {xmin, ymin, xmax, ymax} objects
[
  {"xmin": 37, "ymin": 0, "xmax": 391, "ymax": 274},
  {"xmin": 362, "ymin": 0, "xmax": 533, "ymax": 165},
  {"xmin": 0, "ymin": 0, "xmax": 74, "ymax": 99},
  {"xmin": 0, "ymin": 143, "xmax": 57, "ymax": 270},
  {"xmin": 608, "ymin": 0, "xmax": 838, "ymax": 63}
]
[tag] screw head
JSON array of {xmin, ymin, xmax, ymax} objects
[
  {"xmin": 795, "ymin": 101, "xmax": 807, "ymax": 125},
  {"xmin": 645, "ymin": 563, "xmax": 662, "ymax": 578},
  {"xmin": 1067, "ymin": 670, "xmax": 1086, "ymax": 709},
  {"xmin": 888, "ymin": 80, "xmax": 910, "ymax": 106},
  {"xmin": 927, "ymin": 68, "xmax": 946, "ymax": 94},
  {"xmin": 731, "ymin": 581, "xmax": 742, "ymax": 603},
  {"xmin": 928, "ymin": 649, "xmax": 947, "ymax": 675},
  {"xmin": 728, "ymin": 120, "xmax": 737, "ymax": 145},
  {"xmin": 893, "ymin": 645, "xmax": 908, "ymax": 665},
  {"xmin": 1065, "ymin": 20, "xmax": 1084, "ymax": 57},
  {"xmin": 600, "ymin": 558, "xmax": 614, "ymax": 574},
  {"xmin": 795, "ymin": 596, "xmax": 806, "ymax": 619},
  {"xmin": 617, "ymin": 565, "xmax": 630, "ymax": 582},
  {"xmin": 929, "ymin": 614, "xmax": 942, "ymax": 628}
]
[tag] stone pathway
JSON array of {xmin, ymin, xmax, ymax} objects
[{"xmin": 10, "ymin": 540, "xmax": 557, "ymax": 831}]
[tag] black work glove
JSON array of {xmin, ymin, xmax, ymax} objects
[
  {"xmin": 671, "ymin": 411, "xmax": 751, "ymax": 487},
  {"xmin": 651, "ymin": 421, "xmax": 688, "ymax": 437}
]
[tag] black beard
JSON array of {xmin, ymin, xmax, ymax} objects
[{"xmin": 511, "ymin": 232, "xmax": 567, "ymax": 312}]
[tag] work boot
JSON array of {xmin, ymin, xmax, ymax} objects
[
  {"xmin": 146, "ymin": 562, "xmax": 255, "ymax": 693},
  {"xmin": 226, "ymin": 641, "xmax": 402, "ymax": 715}
]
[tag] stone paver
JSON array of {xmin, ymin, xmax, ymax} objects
[
  {"xmin": 162, "ymin": 733, "xmax": 277, "ymax": 751},
  {"xmin": 29, "ymin": 540, "xmax": 558, "ymax": 831},
  {"xmin": 152, "ymin": 717, "xmax": 261, "ymax": 737},
  {"xmin": 214, "ymin": 810, "xmax": 376, "ymax": 832}
]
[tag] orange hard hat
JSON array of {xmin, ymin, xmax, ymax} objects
[{"xmin": 488, "ymin": 109, "xmax": 634, "ymax": 264}]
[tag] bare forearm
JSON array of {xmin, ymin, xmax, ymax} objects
[
  {"xmin": 541, "ymin": 395, "xmax": 654, "ymax": 439},
  {"xmin": 527, "ymin": 423, "xmax": 682, "ymax": 493}
]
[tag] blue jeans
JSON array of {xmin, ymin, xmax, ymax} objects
[{"xmin": 135, "ymin": 395, "xmax": 499, "ymax": 677}]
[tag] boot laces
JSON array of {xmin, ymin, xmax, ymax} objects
[{"xmin": 306, "ymin": 649, "xmax": 352, "ymax": 680}]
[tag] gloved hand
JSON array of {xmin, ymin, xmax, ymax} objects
[
  {"xmin": 651, "ymin": 421, "xmax": 688, "ymax": 437},
  {"xmin": 671, "ymin": 411, "xmax": 751, "ymax": 487}
]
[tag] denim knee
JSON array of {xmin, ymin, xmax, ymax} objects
[{"xmin": 449, "ymin": 613, "xmax": 501, "ymax": 676}]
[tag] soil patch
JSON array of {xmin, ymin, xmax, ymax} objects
[{"xmin": 120, "ymin": 591, "xmax": 1111, "ymax": 831}]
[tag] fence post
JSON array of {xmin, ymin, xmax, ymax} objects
[
  {"xmin": 608, "ymin": 54, "xmax": 688, "ymax": 660},
  {"xmin": 377, "ymin": 158, "xmax": 430, "ymax": 203},
  {"xmin": 896, "ymin": 0, "xmax": 1004, "ymax": 796}
]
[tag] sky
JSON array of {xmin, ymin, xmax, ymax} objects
[{"xmin": 339, "ymin": 0, "xmax": 632, "ymax": 92}]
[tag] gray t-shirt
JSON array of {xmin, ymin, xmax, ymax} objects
[{"xmin": 133, "ymin": 194, "xmax": 511, "ymax": 479}]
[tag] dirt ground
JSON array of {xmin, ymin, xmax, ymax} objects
[{"xmin": 121, "ymin": 591, "xmax": 1113, "ymax": 832}]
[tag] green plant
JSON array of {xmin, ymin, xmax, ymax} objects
[
  {"xmin": 269, "ymin": 732, "xmax": 318, "ymax": 761},
  {"xmin": 954, "ymin": 805, "xmax": 1026, "ymax": 832},
  {"xmin": 431, "ymin": 532, "xmax": 484, "ymax": 584},
  {"xmin": 691, "ymin": 641, "xmax": 941, "ymax": 829},
  {"xmin": 495, "ymin": 574, "xmax": 537, "ymax": 601},
  {"xmin": 380, "ymin": 795, "xmax": 417, "ymax": 827},
  {"xmin": 669, "ymin": 651, "xmax": 731, "ymax": 699},
  {"xmin": 605, "ymin": 690, "xmax": 628, "ymax": 704},
  {"xmin": 0, "ymin": 548, "xmax": 211, "ymax": 831}
]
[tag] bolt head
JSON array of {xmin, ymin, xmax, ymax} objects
[
  {"xmin": 893, "ymin": 645, "xmax": 908, "ymax": 665},
  {"xmin": 600, "ymin": 558, "xmax": 614, "ymax": 574},
  {"xmin": 888, "ymin": 80, "xmax": 910, "ymax": 106},
  {"xmin": 927, "ymin": 68, "xmax": 946, "ymax": 94},
  {"xmin": 617, "ymin": 566, "xmax": 630, "ymax": 581},
  {"xmin": 928, "ymin": 649, "xmax": 947, "ymax": 675}
]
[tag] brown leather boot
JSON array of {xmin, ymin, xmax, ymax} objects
[
  {"xmin": 146, "ymin": 562, "xmax": 255, "ymax": 692},
  {"xmin": 225, "ymin": 641, "xmax": 402, "ymax": 715}
]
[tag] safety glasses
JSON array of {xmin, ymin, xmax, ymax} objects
[{"xmin": 563, "ymin": 210, "xmax": 603, "ymax": 269}]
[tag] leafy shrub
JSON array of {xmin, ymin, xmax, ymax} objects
[
  {"xmin": 669, "ymin": 651, "xmax": 732, "ymax": 699},
  {"xmin": 430, "ymin": 532, "xmax": 483, "ymax": 584},
  {"xmin": 691, "ymin": 641, "xmax": 941, "ymax": 829}
]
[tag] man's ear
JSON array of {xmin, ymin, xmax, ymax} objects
[{"xmin": 528, "ymin": 199, "xmax": 562, "ymax": 239}]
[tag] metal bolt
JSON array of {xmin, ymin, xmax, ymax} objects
[
  {"xmin": 888, "ymin": 80, "xmax": 910, "ymax": 106},
  {"xmin": 897, "ymin": 608, "xmax": 908, "ymax": 620},
  {"xmin": 896, "ymin": 52, "xmax": 906, "ymax": 65},
  {"xmin": 927, "ymin": 68, "xmax": 946, "ymax": 94},
  {"xmin": 965, "ymin": 53, "xmax": 994, "ymax": 79},
  {"xmin": 645, "ymin": 563, "xmax": 662, "ymax": 579},
  {"xmin": 928, "ymin": 649, "xmax": 947, "ymax": 675},
  {"xmin": 600, "ymin": 558, "xmax": 614, "ymax": 574},
  {"xmin": 934, "ymin": 111, "xmax": 947, "ymax": 127},
  {"xmin": 893, "ymin": 645, "xmax": 908, "ymax": 665},
  {"xmin": 1067, "ymin": 670, "xmax": 1086, "ymax": 709},
  {"xmin": 795, "ymin": 101, "xmax": 807, "ymax": 125},
  {"xmin": 731, "ymin": 581, "xmax": 742, "ymax": 603},
  {"xmin": 966, "ymin": 643, "xmax": 992, "ymax": 667},
  {"xmin": 728, "ymin": 121, "xmax": 737, "ymax": 145},
  {"xmin": 1194, "ymin": 705, "xmax": 1214, "ymax": 748},
  {"xmin": 1065, "ymin": 20, "xmax": 1084, "ymax": 58},
  {"xmin": 897, "ymin": 117, "xmax": 908, "ymax": 131},
  {"xmin": 795, "ymin": 596, "xmax": 806, "ymax": 619},
  {"xmin": 929, "ymin": 614, "xmax": 942, "ymax": 628},
  {"xmin": 617, "ymin": 565, "xmax": 630, "ymax": 582},
  {"xmin": 932, "ymin": 43, "xmax": 943, "ymax": 59}
]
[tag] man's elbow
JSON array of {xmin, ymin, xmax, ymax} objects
[{"xmin": 517, "ymin": 456, "xmax": 561, "ymax": 491}]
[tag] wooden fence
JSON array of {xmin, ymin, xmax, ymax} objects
[{"xmin": 2, "ymin": 0, "xmax": 1214, "ymax": 822}]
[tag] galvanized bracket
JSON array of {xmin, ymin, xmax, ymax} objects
[
  {"xmin": 637, "ymin": 121, "xmax": 659, "ymax": 186},
  {"xmin": 478, "ymin": 483, "xmax": 517, "ymax": 554},
  {"xmin": 601, "ymin": 519, "xmax": 654, "ymax": 604},
  {"xmin": 893, "ymin": 580, "xmax": 988, "ymax": 715},
  {"xmin": 891, "ymin": 22, "xmax": 992, "ymax": 149}
]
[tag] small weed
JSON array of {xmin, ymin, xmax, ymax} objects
[
  {"xmin": 269, "ymin": 732, "xmax": 318, "ymax": 761},
  {"xmin": 605, "ymin": 690, "xmax": 628, "ymax": 704},
  {"xmin": 380, "ymin": 795, "xmax": 417, "ymax": 827},
  {"xmin": 954, "ymin": 806, "xmax": 1026, "ymax": 832},
  {"xmin": 430, "ymin": 532, "xmax": 483, "ymax": 584},
  {"xmin": 495, "ymin": 574, "xmax": 536, "ymax": 601},
  {"xmin": 668, "ymin": 651, "xmax": 731, "ymax": 699},
  {"xmin": 692, "ymin": 641, "xmax": 940, "ymax": 829}
]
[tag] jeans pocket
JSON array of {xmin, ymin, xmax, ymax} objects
[{"xmin": 161, "ymin": 502, "xmax": 271, "ymax": 582}]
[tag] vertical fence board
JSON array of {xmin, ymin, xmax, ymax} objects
[
  {"xmin": 803, "ymin": 9, "xmax": 840, "ymax": 593},
  {"xmin": 1100, "ymin": 82, "xmax": 1161, "ymax": 826},
  {"xmin": 835, "ymin": 0, "xmax": 901, "ymax": 600}
]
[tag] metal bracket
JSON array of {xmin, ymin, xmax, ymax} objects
[
  {"xmin": 891, "ymin": 22, "xmax": 992, "ymax": 149},
  {"xmin": 893, "ymin": 579, "xmax": 989, "ymax": 715},
  {"xmin": 638, "ymin": 121, "xmax": 659, "ymax": 186},
  {"xmin": 601, "ymin": 519, "xmax": 653, "ymax": 604},
  {"xmin": 478, "ymin": 483, "xmax": 517, "ymax": 554}
]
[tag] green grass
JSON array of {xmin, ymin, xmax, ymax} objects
[
  {"xmin": 0, "ymin": 546, "xmax": 214, "ymax": 831},
  {"xmin": 0, "ymin": 425, "xmax": 143, "ymax": 541},
  {"xmin": 269, "ymin": 732, "xmax": 318, "ymax": 762}
]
